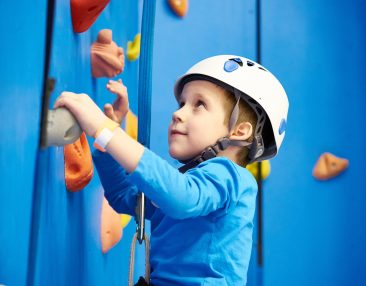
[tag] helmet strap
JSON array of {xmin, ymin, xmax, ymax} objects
[
  {"xmin": 178, "ymin": 137, "xmax": 252, "ymax": 173},
  {"xmin": 228, "ymin": 91, "xmax": 241, "ymax": 131},
  {"xmin": 232, "ymin": 90, "xmax": 267, "ymax": 162}
]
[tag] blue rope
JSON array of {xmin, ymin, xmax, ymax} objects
[
  {"xmin": 137, "ymin": 0, "xmax": 156, "ymax": 148},
  {"xmin": 135, "ymin": 0, "xmax": 156, "ymax": 245}
]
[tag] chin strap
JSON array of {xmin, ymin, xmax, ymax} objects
[{"xmin": 178, "ymin": 137, "xmax": 252, "ymax": 173}]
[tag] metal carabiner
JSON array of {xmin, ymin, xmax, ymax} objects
[{"xmin": 135, "ymin": 193, "xmax": 145, "ymax": 244}]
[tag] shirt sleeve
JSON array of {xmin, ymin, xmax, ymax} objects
[
  {"xmin": 92, "ymin": 150, "xmax": 156, "ymax": 219},
  {"xmin": 128, "ymin": 148, "xmax": 246, "ymax": 219}
]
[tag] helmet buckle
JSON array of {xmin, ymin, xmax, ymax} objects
[
  {"xmin": 201, "ymin": 147, "xmax": 217, "ymax": 161},
  {"xmin": 217, "ymin": 137, "xmax": 230, "ymax": 150}
]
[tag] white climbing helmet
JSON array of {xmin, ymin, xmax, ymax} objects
[{"xmin": 174, "ymin": 55, "xmax": 289, "ymax": 162}]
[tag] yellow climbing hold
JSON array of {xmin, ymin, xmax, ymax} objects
[
  {"xmin": 246, "ymin": 160, "xmax": 271, "ymax": 180},
  {"xmin": 126, "ymin": 34, "xmax": 141, "ymax": 61},
  {"xmin": 125, "ymin": 110, "xmax": 138, "ymax": 140},
  {"xmin": 121, "ymin": 214, "xmax": 132, "ymax": 228}
]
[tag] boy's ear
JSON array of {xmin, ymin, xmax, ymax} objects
[{"xmin": 229, "ymin": 122, "xmax": 253, "ymax": 141}]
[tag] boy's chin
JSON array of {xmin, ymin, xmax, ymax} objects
[{"xmin": 169, "ymin": 149, "xmax": 192, "ymax": 162}]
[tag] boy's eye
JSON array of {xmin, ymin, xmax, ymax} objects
[{"xmin": 195, "ymin": 100, "xmax": 206, "ymax": 108}]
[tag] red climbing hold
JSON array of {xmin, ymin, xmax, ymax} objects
[{"xmin": 70, "ymin": 0, "xmax": 110, "ymax": 33}]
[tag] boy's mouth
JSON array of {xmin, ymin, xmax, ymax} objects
[{"xmin": 170, "ymin": 129, "xmax": 187, "ymax": 136}]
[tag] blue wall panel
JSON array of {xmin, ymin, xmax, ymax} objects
[
  {"xmin": 30, "ymin": 0, "xmax": 141, "ymax": 285},
  {"xmin": 0, "ymin": 1, "xmax": 47, "ymax": 285},
  {"xmin": 262, "ymin": 1, "xmax": 366, "ymax": 285},
  {"xmin": 151, "ymin": 0, "xmax": 257, "ymax": 164}
]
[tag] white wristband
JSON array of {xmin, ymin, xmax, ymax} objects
[{"xmin": 94, "ymin": 128, "xmax": 116, "ymax": 152}]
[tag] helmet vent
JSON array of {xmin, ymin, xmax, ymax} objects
[
  {"xmin": 258, "ymin": 66, "xmax": 267, "ymax": 72},
  {"xmin": 247, "ymin": 61, "xmax": 255, "ymax": 66},
  {"xmin": 229, "ymin": 58, "xmax": 243, "ymax": 66}
]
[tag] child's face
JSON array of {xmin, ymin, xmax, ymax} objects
[{"xmin": 168, "ymin": 80, "xmax": 229, "ymax": 161}]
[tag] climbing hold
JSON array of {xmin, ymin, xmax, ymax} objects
[
  {"xmin": 64, "ymin": 132, "xmax": 94, "ymax": 192},
  {"xmin": 45, "ymin": 107, "xmax": 82, "ymax": 147},
  {"xmin": 101, "ymin": 197, "xmax": 123, "ymax": 253},
  {"xmin": 168, "ymin": 0, "xmax": 189, "ymax": 18},
  {"xmin": 126, "ymin": 34, "xmax": 141, "ymax": 61},
  {"xmin": 125, "ymin": 110, "xmax": 138, "ymax": 140},
  {"xmin": 246, "ymin": 160, "xmax": 271, "ymax": 181},
  {"xmin": 91, "ymin": 29, "xmax": 125, "ymax": 78},
  {"xmin": 70, "ymin": 0, "xmax": 110, "ymax": 33},
  {"xmin": 121, "ymin": 214, "xmax": 132, "ymax": 228},
  {"xmin": 313, "ymin": 152, "xmax": 349, "ymax": 180}
]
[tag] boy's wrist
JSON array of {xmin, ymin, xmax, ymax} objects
[{"xmin": 93, "ymin": 119, "xmax": 120, "ymax": 152}]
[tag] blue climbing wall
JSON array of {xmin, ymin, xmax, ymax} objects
[
  {"xmin": 0, "ymin": 0, "xmax": 141, "ymax": 285},
  {"xmin": 261, "ymin": 0, "xmax": 366, "ymax": 285},
  {"xmin": 1, "ymin": 1, "xmax": 366, "ymax": 286},
  {"xmin": 0, "ymin": 1, "xmax": 47, "ymax": 285},
  {"xmin": 31, "ymin": 1, "xmax": 140, "ymax": 285}
]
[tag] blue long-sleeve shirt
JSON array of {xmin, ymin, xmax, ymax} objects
[{"xmin": 93, "ymin": 148, "xmax": 257, "ymax": 286}]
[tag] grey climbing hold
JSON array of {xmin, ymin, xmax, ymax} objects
[{"xmin": 45, "ymin": 107, "xmax": 82, "ymax": 147}]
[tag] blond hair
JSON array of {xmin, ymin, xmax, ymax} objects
[{"xmin": 218, "ymin": 86, "xmax": 257, "ymax": 167}]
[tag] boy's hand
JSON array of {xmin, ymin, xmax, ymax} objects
[
  {"xmin": 54, "ymin": 92, "xmax": 108, "ymax": 137},
  {"xmin": 105, "ymin": 79, "xmax": 129, "ymax": 124}
]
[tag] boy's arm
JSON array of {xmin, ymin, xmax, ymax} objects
[
  {"xmin": 93, "ymin": 150, "xmax": 156, "ymax": 219},
  {"xmin": 54, "ymin": 92, "xmax": 144, "ymax": 173},
  {"xmin": 126, "ymin": 148, "xmax": 249, "ymax": 219},
  {"xmin": 55, "ymin": 85, "xmax": 154, "ymax": 218},
  {"xmin": 54, "ymin": 92, "xmax": 239, "ymax": 218}
]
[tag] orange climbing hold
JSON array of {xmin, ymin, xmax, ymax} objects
[
  {"xmin": 168, "ymin": 0, "xmax": 189, "ymax": 18},
  {"xmin": 312, "ymin": 152, "xmax": 349, "ymax": 180},
  {"xmin": 91, "ymin": 29, "xmax": 125, "ymax": 78},
  {"xmin": 101, "ymin": 197, "xmax": 123, "ymax": 253},
  {"xmin": 70, "ymin": 0, "xmax": 110, "ymax": 33},
  {"xmin": 64, "ymin": 132, "xmax": 94, "ymax": 192}
]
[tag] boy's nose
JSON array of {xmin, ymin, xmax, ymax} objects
[{"xmin": 172, "ymin": 108, "xmax": 185, "ymax": 122}]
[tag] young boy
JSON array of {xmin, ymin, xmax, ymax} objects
[{"xmin": 55, "ymin": 55, "xmax": 289, "ymax": 285}]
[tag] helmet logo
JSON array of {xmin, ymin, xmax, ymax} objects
[
  {"xmin": 279, "ymin": 118, "xmax": 287, "ymax": 135},
  {"xmin": 224, "ymin": 58, "xmax": 243, "ymax": 72}
]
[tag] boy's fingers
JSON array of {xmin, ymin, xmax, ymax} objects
[
  {"xmin": 54, "ymin": 96, "xmax": 80, "ymax": 117},
  {"xmin": 104, "ymin": 104, "xmax": 115, "ymax": 119},
  {"xmin": 59, "ymin": 91, "xmax": 79, "ymax": 101},
  {"xmin": 54, "ymin": 92, "xmax": 76, "ymax": 108}
]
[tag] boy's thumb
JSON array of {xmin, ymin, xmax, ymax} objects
[{"xmin": 104, "ymin": 104, "xmax": 115, "ymax": 120}]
